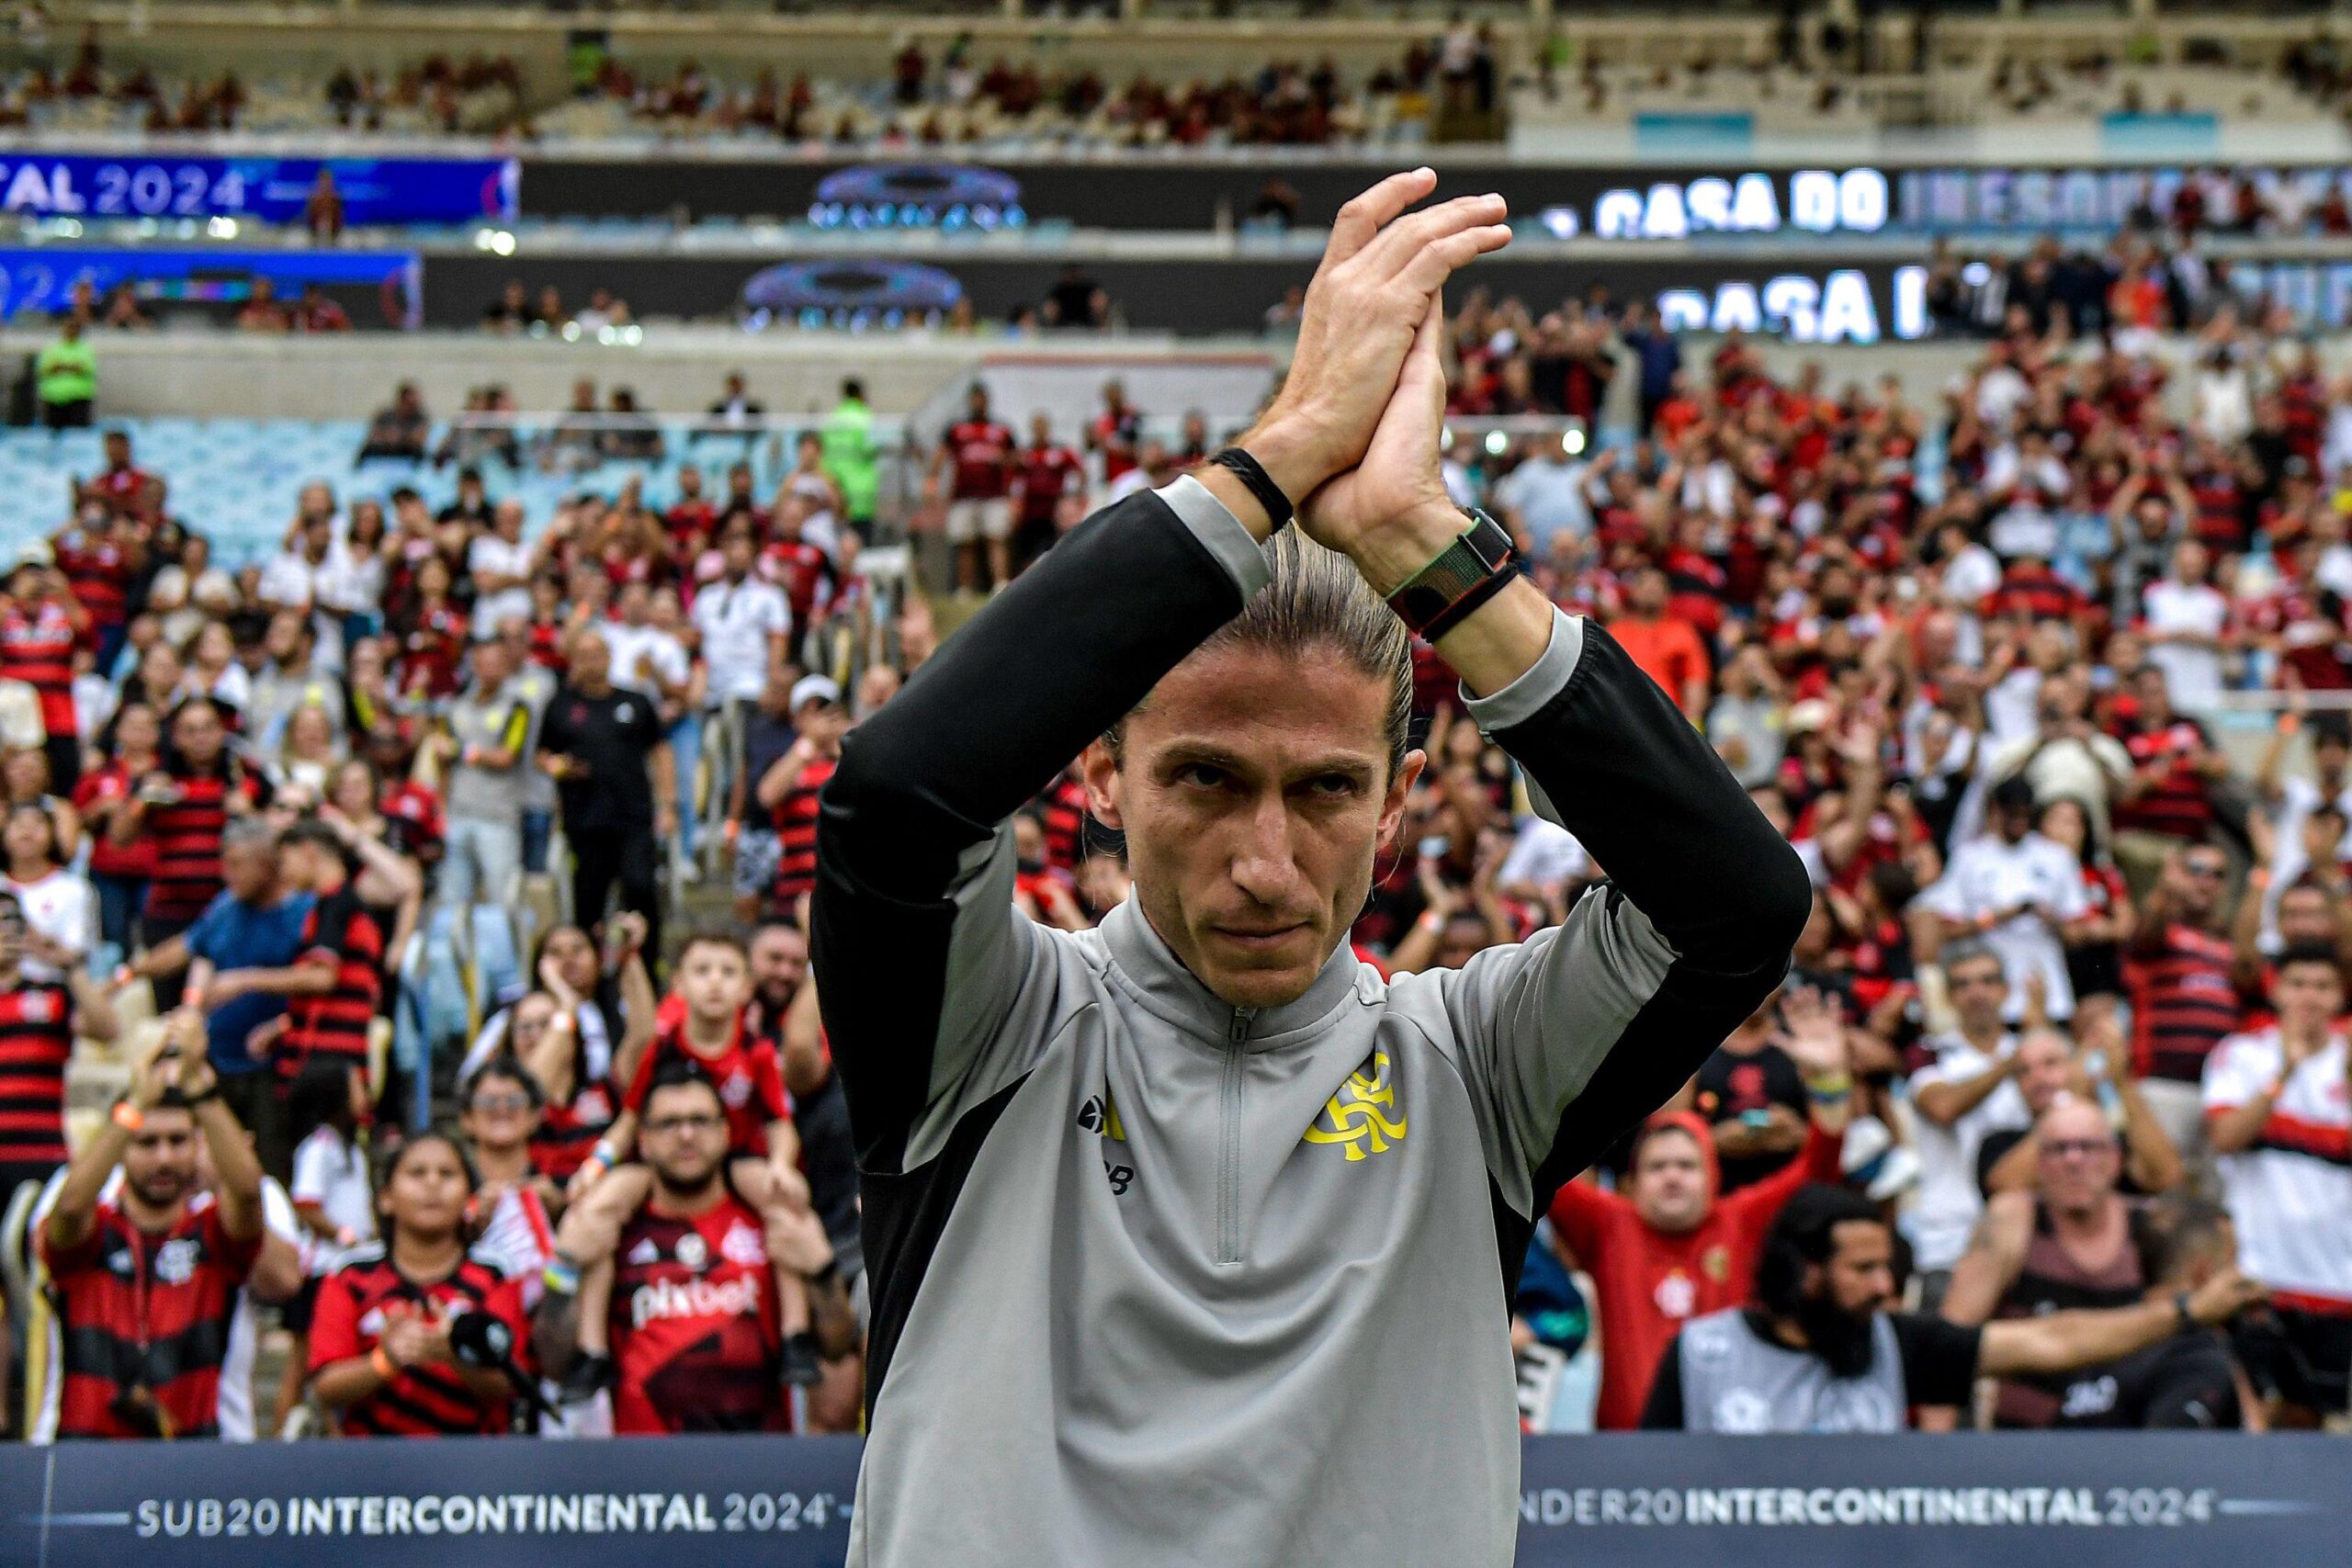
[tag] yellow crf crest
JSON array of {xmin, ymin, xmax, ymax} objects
[{"xmin": 1302, "ymin": 1051, "xmax": 1408, "ymax": 1161}]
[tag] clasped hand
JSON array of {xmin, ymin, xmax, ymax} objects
[{"xmin": 1231, "ymin": 169, "xmax": 1511, "ymax": 591}]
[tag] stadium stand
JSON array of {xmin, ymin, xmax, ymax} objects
[{"xmin": 0, "ymin": 8, "xmax": 2343, "ymax": 1566}]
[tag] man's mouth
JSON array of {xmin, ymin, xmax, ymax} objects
[{"xmin": 1211, "ymin": 923, "xmax": 1308, "ymax": 951}]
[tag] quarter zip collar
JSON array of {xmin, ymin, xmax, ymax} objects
[{"xmin": 1099, "ymin": 898, "xmax": 1363, "ymax": 1052}]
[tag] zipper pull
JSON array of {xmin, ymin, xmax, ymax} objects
[{"xmin": 1227, "ymin": 1008, "xmax": 1253, "ymax": 1044}]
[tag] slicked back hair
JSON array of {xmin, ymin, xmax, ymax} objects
[{"xmin": 1107, "ymin": 528, "xmax": 1414, "ymax": 775}]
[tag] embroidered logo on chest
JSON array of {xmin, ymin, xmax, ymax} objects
[{"xmin": 1302, "ymin": 1050, "xmax": 1408, "ymax": 1162}]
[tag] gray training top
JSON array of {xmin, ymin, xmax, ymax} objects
[{"xmin": 813, "ymin": 476, "xmax": 1810, "ymax": 1566}]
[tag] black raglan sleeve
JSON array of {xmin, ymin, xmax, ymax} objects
[{"xmin": 1435, "ymin": 609, "xmax": 1814, "ymax": 1229}]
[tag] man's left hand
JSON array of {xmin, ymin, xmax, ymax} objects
[{"xmin": 1296, "ymin": 296, "xmax": 1464, "ymax": 594}]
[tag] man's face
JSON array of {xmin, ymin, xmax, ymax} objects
[
  {"xmin": 1816, "ymin": 1220, "xmax": 1897, "ymax": 1318},
  {"xmin": 676, "ymin": 942, "xmax": 752, "ymax": 1024},
  {"xmin": 1083, "ymin": 643, "xmax": 1417, "ymax": 1011},
  {"xmin": 640, "ymin": 1082, "xmax": 727, "ymax": 1194},
  {"xmin": 749, "ymin": 925, "xmax": 807, "ymax": 1005},
  {"xmin": 1994, "ymin": 802, "xmax": 2032, "ymax": 843},
  {"xmin": 1629, "ymin": 571, "xmax": 1667, "ymax": 615},
  {"xmin": 469, "ymin": 638, "xmax": 512, "ymax": 690},
  {"xmin": 123, "ymin": 1109, "xmax": 198, "ymax": 1210},
  {"xmin": 2176, "ymin": 849, "xmax": 2228, "ymax": 919},
  {"xmin": 721, "ymin": 532, "xmax": 756, "ymax": 576},
  {"xmin": 2036, "ymin": 1101, "xmax": 2120, "ymax": 1213},
  {"xmin": 2275, "ymin": 961, "xmax": 2346, "ymax": 1036},
  {"xmin": 1629, "ymin": 1128, "xmax": 1711, "ymax": 1235},
  {"xmin": 266, "ymin": 612, "xmax": 303, "ymax": 663},
  {"xmin": 221, "ymin": 840, "xmax": 276, "ymax": 902},
  {"xmin": 2014, "ymin": 1032, "xmax": 2074, "ymax": 1115},
  {"xmin": 2278, "ymin": 887, "xmax": 2335, "ymax": 945},
  {"xmin": 568, "ymin": 634, "xmax": 611, "ymax": 688},
  {"xmin": 1949, "ymin": 955, "xmax": 2008, "ymax": 1033},
  {"xmin": 276, "ymin": 840, "xmax": 328, "ymax": 894}
]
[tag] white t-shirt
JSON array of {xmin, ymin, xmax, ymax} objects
[
  {"xmin": 599, "ymin": 622, "xmax": 690, "ymax": 704},
  {"xmin": 2202, "ymin": 1027, "xmax": 2352, "ymax": 1309},
  {"xmin": 1917, "ymin": 832, "xmax": 2089, "ymax": 1021},
  {"xmin": 468, "ymin": 534, "xmax": 536, "ymax": 637},
  {"xmin": 1904, "ymin": 1033, "xmax": 2029, "ymax": 1272},
  {"xmin": 257, "ymin": 550, "xmax": 330, "ymax": 611},
  {"xmin": 1497, "ymin": 817, "xmax": 1588, "ymax": 890},
  {"xmin": 3, "ymin": 868, "xmax": 93, "ymax": 980},
  {"xmin": 289, "ymin": 1124, "xmax": 376, "ymax": 1272},
  {"xmin": 219, "ymin": 1177, "xmax": 304, "ymax": 1443},
  {"xmin": 316, "ymin": 538, "xmax": 386, "ymax": 618},
  {"xmin": 2141, "ymin": 579, "xmax": 2229, "ymax": 710},
  {"xmin": 2261, "ymin": 773, "xmax": 2352, "ymax": 953},
  {"xmin": 691, "ymin": 576, "xmax": 790, "ymax": 704}
]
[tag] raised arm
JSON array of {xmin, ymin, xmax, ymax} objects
[
  {"xmin": 1978, "ymin": 1268, "xmax": 2263, "ymax": 1378},
  {"xmin": 815, "ymin": 171, "xmax": 1514, "ymax": 1168},
  {"xmin": 1306, "ymin": 299, "xmax": 1810, "ymax": 1213}
]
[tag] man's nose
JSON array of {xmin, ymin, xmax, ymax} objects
[{"xmin": 1227, "ymin": 795, "xmax": 1306, "ymax": 907}]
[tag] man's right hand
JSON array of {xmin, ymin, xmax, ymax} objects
[
  {"xmin": 2185, "ymin": 1267, "xmax": 2266, "ymax": 1327},
  {"xmin": 1234, "ymin": 170, "xmax": 1510, "ymax": 508}
]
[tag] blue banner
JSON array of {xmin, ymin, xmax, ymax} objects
[
  {"xmin": 0, "ymin": 154, "xmax": 516, "ymax": 227},
  {"xmin": 0, "ymin": 247, "xmax": 419, "ymax": 323},
  {"xmin": 0, "ymin": 1434, "xmax": 2340, "ymax": 1567}
]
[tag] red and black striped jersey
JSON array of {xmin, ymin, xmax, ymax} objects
[
  {"xmin": 51, "ymin": 531, "xmax": 132, "ymax": 630},
  {"xmin": 0, "ymin": 604, "xmax": 79, "ymax": 738},
  {"xmin": 141, "ymin": 769, "xmax": 262, "ymax": 924},
  {"xmin": 530, "ymin": 1070, "xmax": 616, "ymax": 1184},
  {"xmin": 622, "ymin": 1016, "xmax": 788, "ymax": 1159},
  {"xmin": 608, "ymin": 1191, "xmax": 786, "ymax": 1435},
  {"xmin": 277, "ymin": 886, "xmax": 383, "ymax": 1082},
  {"xmin": 309, "ymin": 1249, "xmax": 524, "ymax": 1437},
  {"xmin": 0, "ymin": 980, "xmax": 74, "ymax": 1165},
  {"xmin": 70, "ymin": 762, "xmax": 159, "ymax": 879},
  {"xmin": 770, "ymin": 754, "xmax": 837, "ymax": 907},
  {"xmin": 1980, "ymin": 563, "xmax": 2085, "ymax": 625},
  {"xmin": 1035, "ymin": 770, "xmax": 1092, "ymax": 874},
  {"xmin": 38, "ymin": 1192, "xmax": 260, "ymax": 1438},
  {"xmin": 2128, "ymin": 922, "xmax": 2245, "ymax": 1084},
  {"xmin": 2109, "ymin": 720, "xmax": 2216, "ymax": 841}
]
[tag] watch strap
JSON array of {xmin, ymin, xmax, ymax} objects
[{"xmin": 1385, "ymin": 509, "xmax": 1517, "ymax": 638}]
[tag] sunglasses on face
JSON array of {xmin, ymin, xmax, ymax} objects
[
  {"xmin": 2041, "ymin": 1138, "xmax": 2112, "ymax": 1159},
  {"xmin": 469, "ymin": 1093, "xmax": 534, "ymax": 1114}
]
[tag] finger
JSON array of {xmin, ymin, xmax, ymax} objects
[
  {"xmin": 1396, "ymin": 222, "xmax": 1515, "ymax": 300},
  {"xmin": 1361, "ymin": 193, "xmax": 1510, "ymax": 283},
  {"xmin": 1325, "ymin": 167, "xmax": 1438, "ymax": 267}
]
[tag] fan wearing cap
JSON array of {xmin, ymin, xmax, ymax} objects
[
  {"xmin": 1548, "ymin": 987, "xmax": 1858, "ymax": 1429},
  {"xmin": 755, "ymin": 675, "xmax": 847, "ymax": 918}
]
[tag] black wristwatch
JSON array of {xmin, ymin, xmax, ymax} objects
[
  {"xmin": 2172, "ymin": 1288, "xmax": 2196, "ymax": 1332},
  {"xmin": 1385, "ymin": 508, "xmax": 1517, "ymax": 641},
  {"xmin": 184, "ymin": 1084, "xmax": 222, "ymax": 1108}
]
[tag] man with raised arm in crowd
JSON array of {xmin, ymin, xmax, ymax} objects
[
  {"xmin": 815, "ymin": 169, "xmax": 1811, "ymax": 1566},
  {"xmin": 1639, "ymin": 1183, "xmax": 2264, "ymax": 1433},
  {"xmin": 38, "ymin": 1025, "xmax": 266, "ymax": 1439}
]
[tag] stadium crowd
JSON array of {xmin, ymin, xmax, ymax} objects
[{"xmin": 0, "ymin": 279, "xmax": 2348, "ymax": 1445}]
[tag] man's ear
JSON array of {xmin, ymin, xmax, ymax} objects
[
  {"xmin": 1375, "ymin": 748, "xmax": 1429, "ymax": 859},
  {"xmin": 1080, "ymin": 738, "xmax": 1123, "ymax": 831}
]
